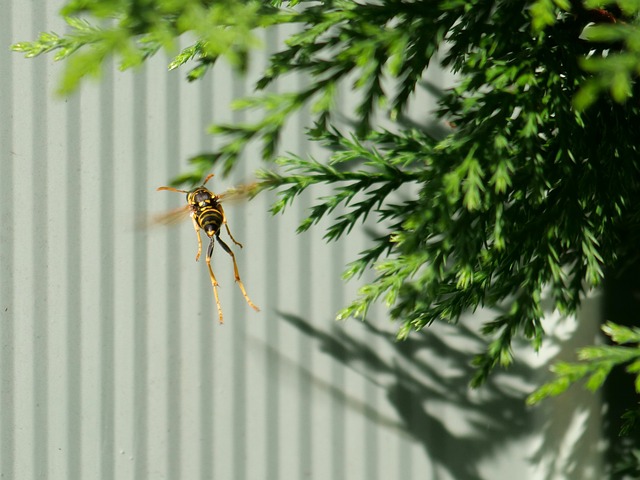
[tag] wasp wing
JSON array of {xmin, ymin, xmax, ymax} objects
[
  {"xmin": 216, "ymin": 182, "xmax": 259, "ymax": 204},
  {"xmin": 147, "ymin": 204, "xmax": 192, "ymax": 227}
]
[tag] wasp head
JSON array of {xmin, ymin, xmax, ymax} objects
[{"xmin": 188, "ymin": 187, "xmax": 216, "ymax": 206}]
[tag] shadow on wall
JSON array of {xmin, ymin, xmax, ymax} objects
[
  {"xmin": 273, "ymin": 309, "xmax": 604, "ymax": 480},
  {"xmin": 260, "ymin": 76, "xmax": 608, "ymax": 478}
]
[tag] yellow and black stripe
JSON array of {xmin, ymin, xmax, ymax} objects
[{"xmin": 187, "ymin": 187, "xmax": 224, "ymax": 239}]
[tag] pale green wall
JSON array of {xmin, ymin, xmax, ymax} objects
[{"xmin": 0, "ymin": 2, "xmax": 605, "ymax": 479}]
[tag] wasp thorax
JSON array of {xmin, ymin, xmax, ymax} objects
[{"xmin": 191, "ymin": 189, "xmax": 214, "ymax": 204}]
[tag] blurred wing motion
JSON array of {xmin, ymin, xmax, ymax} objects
[
  {"xmin": 149, "ymin": 204, "xmax": 192, "ymax": 227},
  {"xmin": 215, "ymin": 182, "xmax": 259, "ymax": 204},
  {"xmin": 150, "ymin": 181, "xmax": 258, "ymax": 228}
]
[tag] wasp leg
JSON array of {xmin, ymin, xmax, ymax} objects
[
  {"xmin": 218, "ymin": 205, "xmax": 243, "ymax": 248},
  {"xmin": 191, "ymin": 215, "xmax": 203, "ymax": 262},
  {"xmin": 206, "ymin": 238, "xmax": 224, "ymax": 324},
  {"xmin": 216, "ymin": 234, "xmax": 260, "ymax": 312}
]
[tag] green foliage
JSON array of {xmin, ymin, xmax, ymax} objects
[
  {"xmin": 527, "ymin": 321, "xmax": 640, "ymax": 433},
  {"xmin": 527, "ymin": 322, "xmax": 640, "ymax": 404},
  {"xmin": 12, "ymin": 1, "xmax": 640, "ymax": 390},
  {"xmin": 11, "ymin": 0, "xmax": 287, "ymax": 94}
]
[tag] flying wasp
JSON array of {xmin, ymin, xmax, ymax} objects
[{"xmin": 157, "ymin": 173, "xmax": 260, "ymax": 324}]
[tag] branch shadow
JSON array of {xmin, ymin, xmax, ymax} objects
[
  {"xmin": 526, "ymin": 294, "xmax": 606, "ymax": 479},
  {"xmin": 269, "ymin": 77, "xmax": 610, "ymax": 478},
  {"xmin": 278, "ymin": 312, "xmax": 537, "ymax": 479}
]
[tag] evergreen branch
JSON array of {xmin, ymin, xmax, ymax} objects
[
  {"xmin": 256, "ymin": 131, "xmax": 420, "ymax": 227},
  {"xmin": 527, "ymin": 321, "xmax": 640, "ymax": 410},
  {"xmin": 12, "ymin": 2, "xmax": 289, "ymax": 93},
  {"xmin": 11, "ymin": 16, "xmax": 102, "ymax": 60},
  {"xmin": 198, "ymin": 0, "xmax": 459, "ymax": 175}
]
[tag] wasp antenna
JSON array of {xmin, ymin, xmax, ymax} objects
[
  {"xmin": 202, "ymin": 173, "xmax": 215, "ymax": 186},
  {"xmin": 157, "ymin": 186, "xmax": 189, "ymax": 193}
]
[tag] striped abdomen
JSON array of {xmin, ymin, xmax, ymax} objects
[{"xmin": 187, "ymin": 187, "xmax": 224, "ymax": 238}]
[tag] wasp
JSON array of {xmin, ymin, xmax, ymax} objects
[{"xmin": 157, "ymin": 173, "xmax": 260, "ymax": 324}]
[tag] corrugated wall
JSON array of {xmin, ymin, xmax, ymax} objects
[{"xmin": 1, "ymin": 2, "xmax": 606, "ymax": 479}]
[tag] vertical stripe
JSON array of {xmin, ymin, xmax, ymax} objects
[
  {"xmin": 330, "ymin": 253, "xmax": 345, "ymax": 480},
  {"xmin": 99, "ymin": 61, "xmax": 116, "ymax": 480},
  {"xmin": 165, "ymin": 62, "xmax": 182, "ymax": 480},
  {"xmin": 231, "ymin": 75, "xmax": 247, "ymax": 480},
  {"xmin": 66, "ymin": 91, "xmax": 82, "ymax": 480},
  {"xmin": 363, "ymin": 270, "xmax": 379, "ymax": 480},
  {"xmin": 265, "ymin": 26, "xmax": 281, "ymax": 480},
  {"xmin": 364, "ymin": 374, "xmax": 379, "ymax": 480},
  {"xmin": 297, "ymin": 77, "xmax": 313, "ymax": 480},
  {"xmin": 398, "ymin": 443, "xmax": 412, "ymax": 480},
  {"xmin": 133, "ymin": 66, "xmax": 149, "ymax": 480},
  {"xmin": 198, "ymin": 77, "xmax": 214, "ymax": 480},
  {"xmin": 0, "ymin": 1, "xmax": 15, "ymax": 477},
  {"xmin": 32, "ymin": 2, "xmax": 49, "ymax": 477},
  {"xmin": 331, "ymin": 75, "xmax": 350, "ymax": 480}
]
